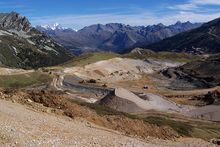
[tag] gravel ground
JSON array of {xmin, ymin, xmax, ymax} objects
[
  {"xmin": 0, "ymin": 99, "xmax": 214, "ymax": 147},
  {"xmin": 0, "ymin": 99, "xmax": 155, "ymax": 147}
]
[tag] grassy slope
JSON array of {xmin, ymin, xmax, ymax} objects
[
  {"xmin": 144, "ymin": 115, "xmax": 220, "ymax": 140},
  {"xmin": 124, "ymin": 49, "xmax": 201, "ymax": 63},
  {"xmin": 0, "ymin": 72, "xmax": 52, "ymax": 88},
  {"xmin": 61, "ymin": 52, "xmax": 120, "ymax": 67},
  {"xmin": 0, "ymin": 30, "xmax": 72, "ymax": 69},
  {"xmin": 0, "ymin": 44, "xmax": 19, "ymax": 67}
]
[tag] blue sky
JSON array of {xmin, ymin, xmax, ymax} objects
[{"xmin": 1, "ymin": 0, "xmax": 220, "ymax": 29}]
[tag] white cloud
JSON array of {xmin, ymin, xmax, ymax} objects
[
  {"xmin": 168, "ymin": 3, "xmax": 198, "ymax": 10},
  {"xmin": 169, "ymin": 0, "xmax": 220, "ymax": 11},
  {"xmin": 161, "ymin": 11, "xmax": 220, "ymax": 23},
  {"xmin": 192, "ymin": 0, "xmax": 220, "ymax": 5}
]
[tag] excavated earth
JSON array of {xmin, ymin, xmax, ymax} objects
[
  {"xmin": 63, "ymin": 57, "xmax": 182, "ymax": 83},
  {"xmin": 0, "ymin": 90, "xmax": 214, "ymax": 146}
]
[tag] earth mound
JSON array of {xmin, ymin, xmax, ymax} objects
[{"xmin": 99, "ymin": 88, "xmax": 187, "ymax": 113}]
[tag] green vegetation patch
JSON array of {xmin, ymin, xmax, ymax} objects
[
  {"xmin": 0, "ymin": 72, "xmax": 52, "ymax": 88},
  {"xmin": 144, "ymin": 116, "xmax": 193, "ymax": 136},
  {"xmin": 70, "ymin": 100, "xmax": 138, "ymax": 119},
  {"xmin": 190, "ymin": 122, "xmax": 220, "ymax": 140}
]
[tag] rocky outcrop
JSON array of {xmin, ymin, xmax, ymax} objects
[{"xmin": 0, "ymin": 12, "xmax": 31, "ymax": 31}]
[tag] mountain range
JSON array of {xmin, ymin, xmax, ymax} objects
[
  {"xmin": 146, "ymin": 17, "xmax": 220, "ymax": 54},
  {"xmin": 0, "ymin": 12, "xmax": 72, "ymax": 68},
  {"xmin": 1, "ymin": 11, "xmax": 220, "ymax": 69},
  {"xmin": 36, "ymin": 21, "xmax": 202, "ymax": 54}
]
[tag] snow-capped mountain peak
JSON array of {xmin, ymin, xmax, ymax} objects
[
  {"xmin": 53, "ymin": 22, "xmax": 60, "ymax": 27},
  {"xmin": 51, "ymin": 23, "xmax": 61, "ymax": 30},
  {"xmin": 40, "ymin": 23, "xmax": 64, "ymax": 30},
  {"xmin": 41, "ymin": 24, "xmax": 50, "ymax": 29}
]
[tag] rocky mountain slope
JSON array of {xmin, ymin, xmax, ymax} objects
[
  {"xmin": 146, "ymin": 17, "xmax": 220, "ymax": 54},
  {"xmin": 36, "ymin": 22, "xmax": 201, "ymax": 54},
  {"xmin": 0, "ymin": 12, "xmax": 72, "ymax": 69}
]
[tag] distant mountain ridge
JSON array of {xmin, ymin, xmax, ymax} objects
[
  {"xmin": 36, "ymin": 21, "xmax": 202, "ymax": 54},
  {"xmin": 0, "ymin": 12, "xmax": 72, "ymax": 68},
  {"xmin": 146, "ymin": 17, "xmax": 220, "ymax": 54}
]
